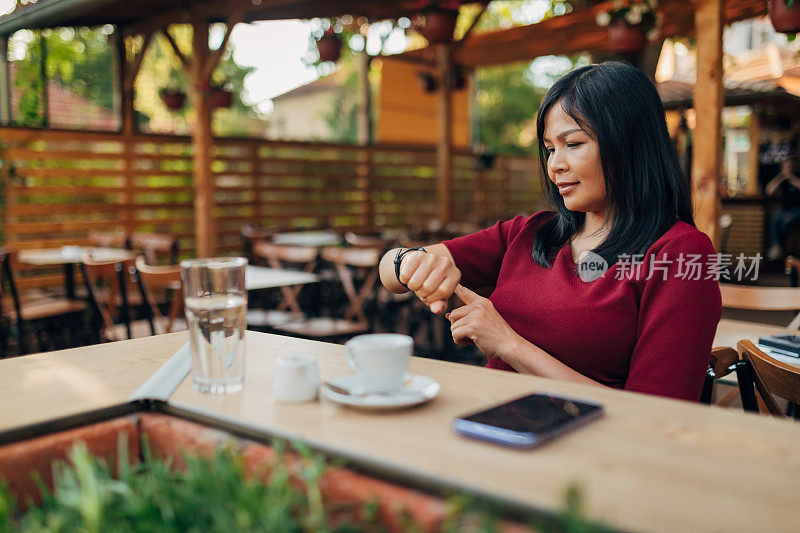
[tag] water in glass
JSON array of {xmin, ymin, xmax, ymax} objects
[{"xmin": 185, "ymin": 293, "xmax": 246, "ymax": 393}]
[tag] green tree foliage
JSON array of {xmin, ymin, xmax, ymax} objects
[
  {"xmin": 9, "ymin": 26, "xmax": 115, "ymax": 127},
  {"xmin": 476, "ymin": 63, "xmax": 543, "ymax": 156},
  {"xmin": 8, "ymin": 23, "xmax": 261, "ymax": 135},
  {"xmin": 321, "ymin": 53, "xmax": 361, "ymax": 144}
]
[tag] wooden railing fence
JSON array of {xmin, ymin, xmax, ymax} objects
[{"xmin": 0, "ymin": 127, "xmax": 543, "ymax": 289}]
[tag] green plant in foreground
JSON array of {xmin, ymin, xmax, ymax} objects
[
  {"xmin": 1, "ymin": 438, "xmax": 374, "ymax": 533},
  {"xmin": 0, "ymin": 437, "xmax": 608, "ymax": 533}
]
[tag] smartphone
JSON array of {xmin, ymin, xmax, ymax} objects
[{"xmin": 452, "ymin": 393, "xmax": 603, "ymax": 449}]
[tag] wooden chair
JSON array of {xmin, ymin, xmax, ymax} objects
[
  {"xmin": 251, "ymin": 242, "xmax": 319, "ymax": 324},
  {"xmin": 738, "ymin": 339, "xmax": 800, "ymax": 418},
  {"xmin": 0, "ymin": 250, "xmax": 86, "ymax": 355},
  {"xmin": 273, "ymin": 247, "xmax": 381, "ymax": 340},
  {"xmin": 241, "ymin": 224, "xmax": 277, "ymax": 264},
  {"xmin": 129, "ymin": 233, "xmax": 179, "ymax": 265},
  {"xmin": 81, "ymin": 254, "xmax": 149, "ymax": 342},
  {"xmin": 719, "ymin": 283, "xmax": 800, "ymax": 330},
  {"xmin": 700, "ymin": 346, "xmax": 758, "ymax": 411},
  {"xmin": 134, "ymin": 257, "xmax": 186, "ymax": 335}
]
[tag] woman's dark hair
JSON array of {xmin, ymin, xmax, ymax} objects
[{"xmin": 533, "ymin": 61, "xmax": 694, "ymax": 268}]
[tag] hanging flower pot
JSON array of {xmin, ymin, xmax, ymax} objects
[
  {"xmin": 159, "ymin": 89, "xmax": 186, "ymax": 111},
  {"xmin": 595, "ymin": 1, "xmax": 661, "ymax": 55},
  {"xmin": 769, "ymin": 0, "xmax": 800, "ymax": 34},
  {"xmin": 316, "ymin": 33, "xmax": 342, "ymax": 63},
  {"xmin": 417, "ymin": 9, "xmax": 459, "ymax": 43},
  {"xmin": 208, "ymin": 87, "xmax": 234, "ymax": 109},
  {"xmin": 607, "ymin": 20, "xmax": 648, "ymax": 54}
]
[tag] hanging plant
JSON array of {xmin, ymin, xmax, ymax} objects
[
  {"xmin": 208, "ymin": 86, "xmax": 234, "ymax": 109},
  {"xmin": 414, "ymin": 0, "xmax": 461, "ymax": 44},
  {"xmin": 159, "ymin": 88, "xmax": 187, "ymax": 111},
  {"xmin": 595, "ymin": 0, "xmax": 662, "ymax": 55},
  {"xmin": 768, "ymin": 0, "xmax": 800, "ymax": 35},
  {"xmin": 316, "ymin": 28, "xmax": 343, "ymax": 63}
]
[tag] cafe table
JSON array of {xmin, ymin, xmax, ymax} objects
[
  {"xmin": 245, "ymin": 265, "xmax": 319, "ymax": 291},
  {"xmin": 18, "ymin": 246, "xmax": 136, "ymax": 299},
  {"xmin": 1, "ymin": 331, "xmax": 799, "ymax": 533},
  {"xmin": 271, "ymin": 230, "xmax": 341, "ymax": 247},
  {"xmin": 713, "ymin": 318, "xmax": 800, "ymax": 384}
]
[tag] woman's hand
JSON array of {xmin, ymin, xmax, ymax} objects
[
  {"xmin": 398, "ymin": 250, "xmax": 461, "ymax": 314},
  {"xmin": 446, "ymin": 285, "xmax": 523, "ymax": 360}
]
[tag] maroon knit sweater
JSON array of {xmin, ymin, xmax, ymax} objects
[{"xmin": 443, "ymin": 211, "xmax": 721, "ymax": 401}]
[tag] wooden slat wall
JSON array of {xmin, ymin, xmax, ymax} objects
[
  {"xmin": 721, "ymin": 201, "xmax": 766, "ymax": 256},
  {"xmin": 0, "ymin": 127, "xmax": 541, "ymax": 289}
]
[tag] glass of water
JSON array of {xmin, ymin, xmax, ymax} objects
[{"xmin": 181, "ymin": 257, "xmax": 247, "ymax": 394}]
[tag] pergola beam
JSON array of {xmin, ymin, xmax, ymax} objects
[{"xmin": 161, "ymin": 26, "xmax": 191, "ymax": 69}]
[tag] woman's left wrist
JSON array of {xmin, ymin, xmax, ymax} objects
[{"xmin": 499, "ymin": 333, "xmax": 526, "ymax": 364}]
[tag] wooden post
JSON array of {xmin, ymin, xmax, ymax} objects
[
  {"xmin": 436, "ymin": 43, "xmax": 453, "ymax": 225},
  {"xmin": 0, "ymin": 36, "xmax": 9, "ymax": 125},
  {"xmin": 114, "ymin": 31, "xmax": 134, "ymax": 238},
  {"xmin": 357, "ymin": 51, "xmax": 373, "ymax": 231},
  {"xmin": 190, "ymin": 19, "xmax": 216, "ymax": 257},
  {"xmin": 116, "ymin": 31, "xmax": 133, "ymax": 136},
  {"xmin": 250, "ymin": 142, "xmax": 261, "ymax": 229},
  {"xmin": 357, "ymin": 51, "xmax": 371, "ymax": 145},
  {"xmin": 692, "ymin": 0, "xmax": 724, "ymax": 249}
]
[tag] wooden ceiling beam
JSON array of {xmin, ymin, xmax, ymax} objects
[
  {"xmin": 202, "ymin": 8, "xmax": 245, "ymax": 80},
  {"xmin": 453, "ymin": 0, "xmax": 766, "ymax": 67},
  {"xmin": 161, "ymin": 25, "xmax": 191, "ymax": 69}
]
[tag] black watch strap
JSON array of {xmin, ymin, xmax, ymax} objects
[{"xmin": 394, "ymin": 247, "xmax": 427, "ymax": 288}]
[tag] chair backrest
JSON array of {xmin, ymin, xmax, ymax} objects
[
  {"xmin": 738, "ymin": 339, "xmax": 800, "ymax": 417},
  {"xmin": 344, "ymin": 232, "xmax": 386, "ymax": 250},
  {"xmin": 700, "ymin": 346, "xmax": 759, "ymax": 408},
  {"xmin": 134, "ymin": 256, "xmax": 183, "ymax": 335},
  {"xmin": 241, "ymin": 225, "xmax": 274, "ymax": 264},
  {"xmin": 719, "ymin": 283, "xmax": 800, "ymax": 329},
  {"xmin": 130, "ymin": 233, "xmax": 179, "ymax": 265},
  {"xmin": 81, "ymin": 254, "xmax": 136, "ymax": 342},
  {"xmin": 254, "ymin": 242, "xmax": 318, "ymax": 269},
  {"xmin": 321, "ymin": 247, "xmax": 381, "ymax": 268}
]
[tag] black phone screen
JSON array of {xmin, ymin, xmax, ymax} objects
[{"xmin": 460, "ymin": 393, "xmax": 602, "ymax": 434}]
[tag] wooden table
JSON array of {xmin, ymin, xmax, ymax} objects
[
  {"xmin": 245, "ymin": 265, "xmax": 319, "ymax": 291},
  {"xmin": 713, "ymin": 318, "xmax": 797, "ymax": 349},
  {"xmin": 18, "ymin": 247, "xmax": 136, "ymax": 299},
  {"xmin": 271, "ymin": 231, "xmax": 341, "ymax": 247},
  {"xmin": 713, "ymin": 318, "xmax": 800, "ymax": 384},
  {"xmin": 2, "ymin": 331, "xmax": 799, "ymax": 533}
]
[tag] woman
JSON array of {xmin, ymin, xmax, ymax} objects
[{"xmin": 378, "ymin": 62, "xmax": 721, "ymax": 401}]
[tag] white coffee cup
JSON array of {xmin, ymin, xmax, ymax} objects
[
  {"xmin": 345, "ymin": 334, "xmax": 412, "ymax": 394},
  {"xmin": 273, "ymin": 353, "xmax": 320, "ymax": 402}
]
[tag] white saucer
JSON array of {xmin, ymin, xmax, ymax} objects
[{"xmin": 321, "ymin": 374, "xmax": 440, "ymax": 410}]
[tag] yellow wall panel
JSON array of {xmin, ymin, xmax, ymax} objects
[{"xmin": 378, "ymin": 56, "xmax": 471, "ymax": 148}]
